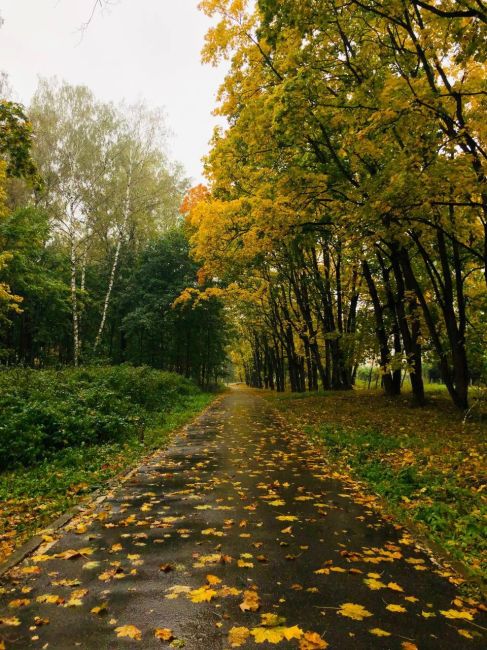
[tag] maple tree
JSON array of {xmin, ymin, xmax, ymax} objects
[{"xmin": 185, "ymin": 0, "xmax": 487, "ymax": 409}]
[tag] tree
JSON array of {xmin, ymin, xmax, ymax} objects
[{"xmin": 188, "ymin": 0, "xmax": 486, "ymax": 408}]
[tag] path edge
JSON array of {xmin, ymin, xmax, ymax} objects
[{"xmin": 0, "ymin": 392, "xmax": 225, "ymax": 579}]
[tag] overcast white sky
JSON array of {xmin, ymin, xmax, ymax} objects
[{"xmin": 0, "ymin": 0, "xmax": 228, "ymax": 183}]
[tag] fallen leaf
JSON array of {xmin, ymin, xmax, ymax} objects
[
  {"xmin": 439, "ymin": 609, "xmax": 473, "ymax": 621},
  {"xmin": 386, "ymin": 604, "xmax": 406, "ymax": 613},
  {"xmin": 0, "ymin": 616, "xmax": 21, "ymax": 626},
  {"xmin": 299, "ymin": 631, "xmax": 328, "ymax": 649},
  {"xmin": 8, "ymin": 599, "xmax": 30, "ymax": 608},
  {"xmin": 115, "ymin": 624, "xmax": 142, "ymax": 640},
  {"xmin": 228, "ymin": 626, "xmax": 250, "ymax": 647},
  {"xmin": 154, "ymin": 628, "xmax": 174, "ymax": 642},
  {"xmin": 91, "ymin": 602, "xmax": 109, "ymax": 616},
  {"xmin": 369, "ymin": 628, "xmax": 391, "ymax": 637},
  {"xmin": 188, "ymin": 586, "xmax": 217, "ymax": 603},
  {"xmin": 240, "ymin": 590, "xmax": 261, "ymax": 612},
  {"xmin": 206, "ymin": 574, "xmax": 221, "ymax": 585},
  {"xmin": 337, "ymin": 603, "xmax": 373, "ymax": 621},
  {"xmin": 36, "ymin": 594, "xmax": 64, "ymax": 605}
]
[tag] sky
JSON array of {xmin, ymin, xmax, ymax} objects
[{"xmin": 0, "ymin": 0, "xmax": 228, "ymax": 183}]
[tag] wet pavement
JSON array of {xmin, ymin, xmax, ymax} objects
[{"xmin": 0, "ymin": 387, "xmax": 485, "ymax": 649}]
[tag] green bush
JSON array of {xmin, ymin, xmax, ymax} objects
[{"xmin": 0, "ymin": 365, "xmax": 201, "ymax": 470}]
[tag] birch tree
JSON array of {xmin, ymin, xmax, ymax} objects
[
  {"xmin": 30, "ymin": 79, "xmax": 118, "ymax": 365},
  {"xmin": 92, "ymin": 103, "xmax": 185, "ymax": 353}
]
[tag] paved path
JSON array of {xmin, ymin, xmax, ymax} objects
[{"xmin": 0, "ymin": 388, "xmax": 484, "ymax": 649}]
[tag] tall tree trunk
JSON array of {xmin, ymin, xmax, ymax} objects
[
  {"xmin": 94, "ymin": 164, "xmax": 132, "ymax": 353},
  {"xmin": 70, "ymin": 235, "xmax": 80, "ymax": 367}
]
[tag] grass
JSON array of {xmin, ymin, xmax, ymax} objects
[
  {"xmin": 0, "ymin": 368, "xmax": 217, "ymax": 564},
  {"xmin": 266, "ymin": 388, "xmax": 486, "ymax": 582}
]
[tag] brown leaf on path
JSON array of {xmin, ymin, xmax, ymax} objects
[{"xmin": 154, "ymin": 627, "xmax": 174, "ymax": 642}]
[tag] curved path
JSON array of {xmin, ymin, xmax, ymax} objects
[{"xmin": 0, "ymin": 388, "xmax": 484, "ymax": 649}]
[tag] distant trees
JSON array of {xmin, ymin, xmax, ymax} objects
[
  {"xmin": 0, "ymin": 79, "xmax": 229, "ymax": 385},
  {"xmin": 186, "ymin": 0, "xmax": 486, "ymax": 408}
]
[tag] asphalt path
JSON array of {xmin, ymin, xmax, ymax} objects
[{"xmin": 0, "ymin": 387, "xmax": 484, "ymax": 649}]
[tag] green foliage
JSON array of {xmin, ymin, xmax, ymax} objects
[
  {"xmin": 0, "ymin": 100, "xmax": 38, "ymax": 181},
  {"xmin": 0, "ymin": 381, "xmax": 215, "ymax": 558},
  {"xmin": 0, "ymin": 365, "xmax": 202, "ymax": 469}
]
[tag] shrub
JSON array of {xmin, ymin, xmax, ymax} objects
[{"xmin": 0, "ymin": 365, "xmax": 200, "ymax": 470}]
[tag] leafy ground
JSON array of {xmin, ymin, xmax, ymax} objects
[
  {"xmin": 0, "ymin": 367, "xmax": 216, "ymax": 564},
  {"xmin": 266, "ymin": 387, "xmax": 486, "ymax": 583},
  {"xmin": 0, "ymin": 388, "xmax": 485, "ymax": 649}
]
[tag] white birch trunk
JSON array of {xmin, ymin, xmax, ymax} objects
[
  {"xmin": 70, "ymin": 235, "xmax": 80, "ymax": 366},
  {"xmin": 93, "ymin": 163, "xmax": 133, "ymax": 353}
]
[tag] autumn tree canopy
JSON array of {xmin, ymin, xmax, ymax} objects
[{"xmin": 185, "ymin": 0, "xmax": 487, "ymax": 409}]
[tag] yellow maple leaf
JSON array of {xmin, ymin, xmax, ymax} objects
[
  {"xmin": 8, "ymin": 599, "xmax": 30, "ymax": 608},
  {"xmin": 269, "ymin": 500, "xmax": 286, "ymax": 506},
  {"xmin": 251, "ymin": 627, "xmax": 285, "ymax": 643},
  {"xmin": 300, "ymin": 631, "xmax": 329, "ymax": 649},
  {"xmin": 91, "ymin": 602, "xmax": 109, "ymax": 616},
  {"xmin": 0, "ymin": 616, "xmax": 21, "ymax": 626},
  {"xmin": 364, "ymin": 578, "xmax": 386, "ymax": 590},
  {"xmin": 206, "ymin": 574, "xmax": 222, "ymax": 585},
  {"xmin": 154, "ymin": 627, "xmax": 174, "ymax": 641},
  {"xmin": 439, "ymin": 609, "xmax": 473, "ymax": 621},
  {"xmin": 458, "ymin": 629, "xmax": 474, "ymax": 639},
  {"xmin": 337, "ymin": 603, "xmax": 373, "ymax": 621},
  {"xmin": 260, "ymin": 613, "xmax": 285, "ymax": 627},
  {"xmin": 401, "ymin": 643, "xmax": 418, "ymax": 650},
  {"xmin": 387, "ymin": 582, "xmax": 403, "ymax": 592},
  {"xmin": 115, "ymin": 625, "xmax": 142, "ymax": 640},
  {"xmin": 276, "ymin": 515, "xmax": 298, "ymax": 521},
  {"xmin": 283, "ymin": 625, "xmax": 303, "ymax": 640},
  {"xmin": 369, "ymin": 628, "xmax": 391, "ymax": 637},
  {"xmin": 188, "ymin": 586, "xmax": 217, "ymax": 603},
  {"xmin": 240, "ymin": 589, "xmax": 261, "ymax": 612},
  {"xmin": 228, "ymin": 626, "xmax": 250, "ymax": 647},
  {"xmin": 386, "ymin": 604, "xmax": 406, "ymax": 613}
]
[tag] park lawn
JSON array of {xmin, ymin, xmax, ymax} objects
[
  {"xmin": 267, "ymin": 388, "xmax": 486, "ymax": 583},
  {"xmin": 0, "ymin": 368, "xmax": 217, "ymax": 564}
]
